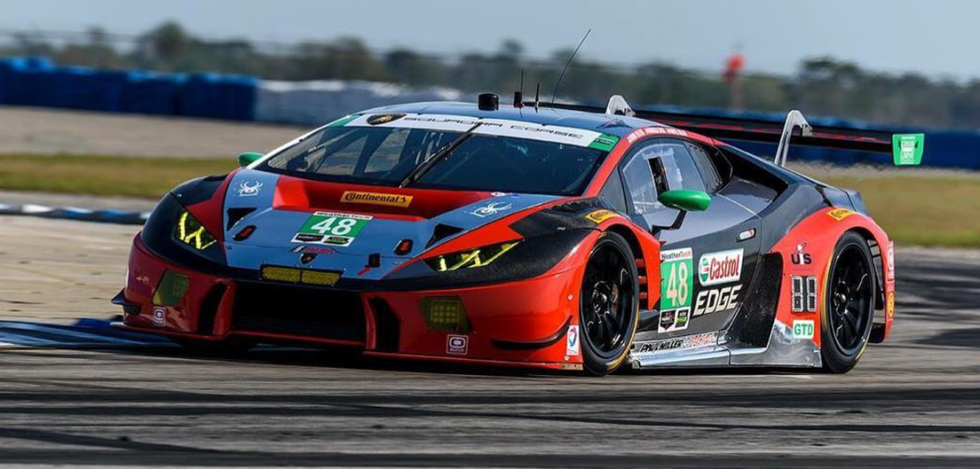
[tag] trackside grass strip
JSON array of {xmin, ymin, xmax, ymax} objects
[{"xmin": 0, "ymin": 154, "xmax": 978, "ymax": 248}]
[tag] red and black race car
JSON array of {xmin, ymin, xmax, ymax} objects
[{"xmin": 113, "ymin": 94, "xmax": 899, "ymax": 375}]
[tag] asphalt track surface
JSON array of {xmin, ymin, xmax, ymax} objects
[{"xmin": 1, "ymin": 216, "xmax": 979, "ymax": 468}]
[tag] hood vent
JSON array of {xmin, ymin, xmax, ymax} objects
[
  {"xmin": 226, "ymin": 208, "xmax": 257, "ymax": 230},
  {"xmin": 425, "ymin": 223, "xmax": 465, "ymax": 248}
]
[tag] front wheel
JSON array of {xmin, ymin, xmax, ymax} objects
[
  {"xmin": 821, "ymin": 232, "xmax": 876, "ymax": 373},
  {"xmin": 579, "ymin": 232, "xmax": 639, "ymax": 376}
]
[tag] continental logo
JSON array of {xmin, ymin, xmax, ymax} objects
[
  {"xmin": 341, "ymin": 191, "xmax": 413, "ymax": 208},
  {"xmin": 585, "ymin": 209, "xmax": 619, "ymax": 224},
  {"xmin": 827, "ymin": 208, "xmax": 855, "ymax": 221}
]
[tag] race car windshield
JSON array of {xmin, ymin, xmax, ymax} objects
[{"xmin": 258, "ymin": 125, "xmax": 607, "ymax": 195}]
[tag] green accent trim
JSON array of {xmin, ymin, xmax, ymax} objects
[
  {"xmin": 237, "ymin": 152, "xmax": 263, "ymax": 168},
  {"xmin": 893, "ymin": 133, "xmax": 924, "ymax": 166},
  {"xmin": 588, "ymin": 133, "xmax": 620, "ymax": 152},
  {"xmin": 328, "ymin": 114, "xmax": 359, "ymax": 128},
  {"xmin": 659, "ymin": 189, "xmax": 711, "ymax": 212}
]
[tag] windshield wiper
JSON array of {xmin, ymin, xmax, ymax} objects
[{"xmin": 399, "ymin": 123, "xmax": 481, "ymax": 188}]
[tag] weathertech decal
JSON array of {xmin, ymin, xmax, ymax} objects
[
  {"xmin": 341, "ymin": 191, "xmax": 413, "ymax": 208},
  {"xmin": 827, "ymin": 208, "xmax": 855, "ymax": 221},
  {"xmin": 698, "ymin": 249, "xmax": 743, "ymax": 286}
]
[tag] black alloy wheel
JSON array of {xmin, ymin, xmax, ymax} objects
[
  {"xmin": 821, "ymin": 231, "xmax": 876, "ymax": 373},
  {"xmin": 579, "ymin": 232, "xmax": 639, "ymax": 376}
]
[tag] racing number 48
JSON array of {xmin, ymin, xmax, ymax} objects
[
  {"xmin": 665, "ymin": 262, "xmax": 690, "ymax": 307},
  {"xmin": 310, "ymin": 217, "xmax": 358, "ymax": 236}
]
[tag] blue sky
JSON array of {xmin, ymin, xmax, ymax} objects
[{"xmin": 2, "ymin": 0, "xmax": 975, "ymax": 79}]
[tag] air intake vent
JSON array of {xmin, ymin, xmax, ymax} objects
[
  {"xmin": 425, "ymin": 223, "xmax": 464, "ymax": 248},
  {"xmin": 226, "ymin": 208, "xmax": 256, "ymax": 230}
]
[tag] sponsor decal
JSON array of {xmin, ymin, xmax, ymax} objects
[
  {"xmin": 292, "ymin": 212, "xmax": 372, "ymax": 247},
  {"xmin": 827, "ymin": 208, "xmax": 855, "ymax": 221},
  {"xmin": 237, "ymin": 181, "xmax": 263, "ymax": 197},
  {"xmin": 887, "ymin": 241, "xmax": 895, "ymax": 281},
  {"xmin": 658, "ymin": 307, "xmax": 690, "ymax": 333},
  {"xmin": 367, "ymin": 113, "xmax": 406, "ymax": 125},
  {"xmin": 588, "ymin": 134, "xmax": 620, "ymax": 152},
  {"xmin": 693, "ymin": 285, "xmax": 741, "ymax": 317},
  {"xmin": 585, "ymin": 209, "xmax": 619, "ymax": 224},
  {"xmin": 291, "ymin": 245, "xmax": 336, "ymax": 255},
  {"xmin": 633, "ymin": 332, "xmax": 717, "ymax": 354},
  {"xmin": 341, "ymin": 191, "xmax": 413, "ymax": 208},
  {"xmin": 698, "ymin": 249, "xmax": 743, "ymax": 286},
  {"xmin": 469, "ymin": 201, "xmax": 512, "ymax": 218},
  {"xmin": 566, "ymin": 325, "xmax": 580, "ymax": 357},
  {"xmin": 892, "ymin": 133, "xmax": 924, "ymax": 166},
  {"xmin": 887, "ymin": 291, "xmax": 895, "ymax": 318},
  {"xmin": 791, "ymin": 276, "xmax": 818, "ymax": 313},
  {"xmin": 447, "ymin": 335, "xmax": 468, "ymax": 355},
  {"xmin": 791, "ymin": 243, "xmax": 812, "ymax": 265},
  {"xmin": 792, "ymin": 320, "xmax": 815, "ymax": 340},
  {"xmin": 626, "ymin": 126, "xmax": 690, "ymax": 145},
  {"xmin": 152, "ymin": 307, "xmax": 166, "ymax": 328}
]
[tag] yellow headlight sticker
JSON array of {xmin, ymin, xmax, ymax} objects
[
  {"xmin": 585, "ymin": 209, "xmax": 619, "ymax": 224},
  {"xmin": 176, "ymin": 211, "xmax": 217, "ymax": 250},
  {"xmin": 425, "ymin": 241, "xmax": 520, "ymax": 272},
  {"xmin": 827, "ymin": 208, "xmax": 855, "ymax": 221}
]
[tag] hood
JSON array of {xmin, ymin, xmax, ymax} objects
[{"xmin": 219, "ymin": 169, "xmax": 561, "ymax": 280}]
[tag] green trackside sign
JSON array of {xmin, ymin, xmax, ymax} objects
[{"xmin": 893, "ymin": 133, "xmax": 924, "ymax": 166}]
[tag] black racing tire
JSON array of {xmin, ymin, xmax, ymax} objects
[
  {"xmin": 171, "ymin": 337, "xmax": 257, "ymax": 356},
  {"xmin": 821, "ymin": 231, "xmax": 876, "ymax": 374},
  {"xmin": 579, "ymin": 232, "xmax": 640, "ymax": 376}
]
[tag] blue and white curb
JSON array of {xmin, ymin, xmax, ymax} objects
[{"xmin": 0, "ymin": 202, "xmax": 150, "ymax": 225}]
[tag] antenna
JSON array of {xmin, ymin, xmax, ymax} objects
[
  {"xmin": 534, "ymin": 83, "xmax": 540, "ymax": 110},
  {"xmin": 551, "ymin": 29, "xmax": 592, "ymax": 104},
  {"xmin": 513, "ymin": 69, "xmax": 524, "ymax": 108}
]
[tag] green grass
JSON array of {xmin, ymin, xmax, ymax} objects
[
  {"xmin": 0, "ymin": 154, "xmax": 235, "ymax": 198},
  {"xmin": 819, "ymin": 174, "xmax": 980, "ymax": 248},
  {"xmin": 1, "ymin": 153, "xmax": 979, "ymax": 248}
]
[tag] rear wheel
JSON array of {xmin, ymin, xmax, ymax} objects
[
  {"xmin": 821, "ymin": 232, "xmax": 875, "ymax": 373},
  {"xmin": 579, "ymin": 232, "xmax": 639, "ymax": 376}
]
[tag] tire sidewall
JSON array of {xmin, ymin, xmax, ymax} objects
[{"xmin": 580, "ymin": 232, "xmax": 640, "ymax": 376}]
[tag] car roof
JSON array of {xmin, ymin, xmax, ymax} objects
[{"xmin": 360, "ymin": 101, "xmax": 664, "ymax": 138}]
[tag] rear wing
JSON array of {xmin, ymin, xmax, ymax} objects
[{"xmin": 534, "ymin": 97, "xmax": 920, "ymax": 167}]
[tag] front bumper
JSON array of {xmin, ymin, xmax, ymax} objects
[{"xmin": 116, "ymin": 235, "xmax": 590, "ymax": 370}]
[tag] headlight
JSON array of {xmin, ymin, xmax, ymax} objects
[
  {"xmin": 424, "ymin": 241, "xmax": 520, "ymax": 272},
  {"xmin": 174, "ymin": 211, "xmax": 218, "ymax": 251}
]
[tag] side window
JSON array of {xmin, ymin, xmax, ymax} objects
[
  {"xmin": 685, "ymin": 142, "xmax": 723, "ymax": 193},
  {"xmin": 598, "ymin": 170, "xmax": 629, "ymax": 214},
  {"xmin": 622, "ymin": 150, "xmax": 661, "ymax": 215},
  {"xmin": 654, "ymin": 142, "xmax": 706, "ymax": 193}
]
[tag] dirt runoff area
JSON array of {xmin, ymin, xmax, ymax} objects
[{"xmin": 0, "ymin": 106, "xmax": 308, "ymax": 158}]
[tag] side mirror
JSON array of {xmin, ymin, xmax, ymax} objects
[
  {"xmin": 650, "ymin": 190, "xmax": 711, "ymax": 231},
  {"xmin": 659, "ymin": 189, "xmax": 711, "ymax": 212},
  {"xmin": 237, "ymin": 151, "xmax": 263, "ymax": 168}
]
